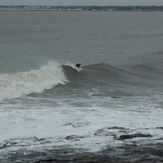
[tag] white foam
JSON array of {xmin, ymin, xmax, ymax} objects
[
  {"xmin": 0, "ymin": 95, "xmax": 163, "ymax": 154},
  {"xmin": 0, "ymin": 76, "xmax": 163, "ymax": 156},
  {"xmin": 0, "ymin": 61, "xmax": 67, "ymax": 101}
]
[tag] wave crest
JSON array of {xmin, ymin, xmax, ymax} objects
[{"xmin": 0, "ymin": 61, "xmax": 67, "ymax": 101}]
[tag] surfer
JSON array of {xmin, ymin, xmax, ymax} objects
[{"xmin": 76, "ymin": 64, "xmax": 81, "ymax": 69}]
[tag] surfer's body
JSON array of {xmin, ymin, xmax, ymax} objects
[
  {"xmin": 76, "ymin": 64, "xmax": 81, "ymax": 69},
  {"xmin": 62, "ymin": 64, "xmax": 82, "ymax": 73}
]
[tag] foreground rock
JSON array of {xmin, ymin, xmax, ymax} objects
[{"xmin": 0, "ymin": 142, "xmax": 163, "ymax": 163}]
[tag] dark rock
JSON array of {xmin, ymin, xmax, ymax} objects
[
  {"xmin": 94, "ymin": 126, "xmax": 127, "ymax": 136},
  {"xmin": 156, "ymin": 127, "xmax": 163, "ymax": 130},
  {"xmin": 1, "ymin": 143, "xmax": 163, "ymax": 163},
  {"xmin": 119, "ymin": 133, "xmax": 153, "ymax": 140},
  {"xmin": 65, "ymin": 135, "xmax": 84, "ymax": 140},
  {"xmin": 107, "ymin": 126, "xmax": 126, "ymax": 130}
]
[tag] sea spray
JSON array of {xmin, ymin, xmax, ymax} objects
[{"xmin": 0, "ymin": 61, "xmax": 68, "ymax": 101}]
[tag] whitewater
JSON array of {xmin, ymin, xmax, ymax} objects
[{"xmin": 0, "ymin": 61, "xmax": 67, "ymax": 101}]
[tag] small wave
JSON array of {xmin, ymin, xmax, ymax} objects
[
  {"xmin": 0, "ymin": 61, "xmax": 67, "ymax": 101},
  {"xmin": 60, "ymin": 62, "xmax": 163, "ymax": 94},
  {"xmin": 131, "ymin": 64, "xmax": 163, "ymax": 75},
  {"xmin": 61, "ymin": 63, "xmax": 131, "ymax": 91}
]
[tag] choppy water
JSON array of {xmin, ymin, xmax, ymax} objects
[{"xmin": 0, "ymin": 11, "xmax": 163, "ymax": 162}]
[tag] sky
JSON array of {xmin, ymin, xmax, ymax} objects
[{"xmin": 0, "ymin": 0, "xmax": 163, "ymax": 6}]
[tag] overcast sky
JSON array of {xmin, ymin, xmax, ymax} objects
[{"xmin": 0, "ymin": 0, "xmax": 163, "ymax": 6}]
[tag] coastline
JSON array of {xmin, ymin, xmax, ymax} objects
[
  {"xmin": 1, "ymin": 5, "xmax": 163, "ymax": 12},
  {"xmin": 0, "ymin": 142, "xmax": 163, "ymax": 163}
]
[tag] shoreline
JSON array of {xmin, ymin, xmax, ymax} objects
[
  {"xmin": 1, "ymin": 5, "xmax": 163, "ymax": 12},
  {"xmin": 1, "ymin": 142, "xmax": 163, "ymax": 163},
  {"xmin": 1, "ymin": 10, "xmax": 163, "ymax": 12}
]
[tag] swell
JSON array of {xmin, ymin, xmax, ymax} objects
[
  {"xmin": 63, "ymin": 63, "xmax": 134, "ymax": 87},
  {"xmin": 130, "ymin": 64, "xmax": 163, "ymax": 77},
  {"xmin": 62, "ymin": 62, "xmax": 163, "ymax": 91}
]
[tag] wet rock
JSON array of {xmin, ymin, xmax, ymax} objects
[
  {"xmin": 107, "ymin": 126, "xmax": 126, "ymax": 130},
  {"xmin": 65, "ymin": 135, "xmax": 85, "ymax": 140},
  {"xmin": 156, "ymin": 127, "xmax": 163, "ymax": 130},
  {"xmin": 94, "ymin": 126, "xmax": 127, "ymax": 136},
  {"xmin": 119, "ymin": 133, "xmax": 152, "ymax": 140},
  {"xmin": 1, "ymin": 143, "xmax": 163, "ymax": 163}
]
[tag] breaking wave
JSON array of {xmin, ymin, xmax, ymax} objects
[
  {"xmin": 1, "ymin": 61, "xmax": 162, "ymax": 101},
  {"xmin": 0, "ymin": 61, "xmax": 68, "ymax": 101}
]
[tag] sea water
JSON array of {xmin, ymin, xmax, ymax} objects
[{"xmin": 0, "ymin": 11, "xmax": 163, "ymax": 161}]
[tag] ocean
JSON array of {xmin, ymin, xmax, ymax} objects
[{"xmin": 0, "ymin": 11, "xmax": 163, "ymax": 162}]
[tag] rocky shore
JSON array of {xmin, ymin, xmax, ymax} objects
[{"xmin": 1, "ymin": 142, "xmax": 162, "ymax": 163}]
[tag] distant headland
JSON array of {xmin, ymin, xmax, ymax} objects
[{"xmin": 0, "ymin": 5, "xmax": 163, "ymax": 11}]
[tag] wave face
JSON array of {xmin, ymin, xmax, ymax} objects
[
  {"xmin": 66, "ymin": 63, "xmax": 163, "ymax": 84},
  {"xmin": 0, "ymin": 61, "xmax": 67, "ymax": 101},
  {"xmin": 63, "ymin": 63, "xmax": 126, "ymax": 86},
  {"xmin": 59, "ymin": 62, "xmax": 163, "ymax": 97}
]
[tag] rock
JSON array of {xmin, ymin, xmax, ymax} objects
[{"xmin": 119, "ymin": 133, "xmax": 152, "ymax": 140}]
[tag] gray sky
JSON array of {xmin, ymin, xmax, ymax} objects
[{"xmin": 0, "ymin": 0, "xmax": 163, "ymax": 6}]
